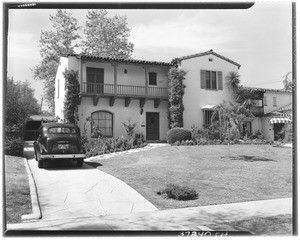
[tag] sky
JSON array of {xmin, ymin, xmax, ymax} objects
[{"xmin": 6, "ymin": 2, "xmax": 293, "ymax": 107}]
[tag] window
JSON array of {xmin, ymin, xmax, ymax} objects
[
  {"xmin": 201, "ymin": 70, "xmax": 222, "ymax": 90},
  {"xmin": 273, "ymin": 97, "xmax": 277, "ymax": 107},
  {"xmin": 203, "ymin": 110, "xmax": 213, "ymax": 128},
  {"xmin": 48, "ymin": 127, "xmax": 76, "ymax": 134},
  {"xmin": 86, "ymin": 67, "xmax": 104, "ymax": 84},
  {"xmin": 91, "ymin": 111, "xmax": 113, "ymax": 137},
  {"xmin": 149, "ymin": 72, "xmax": 157, "ymax": 86}
]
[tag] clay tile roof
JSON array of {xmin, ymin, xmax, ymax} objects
[
  {"xmin": 243, "ymin": 86, "xmax": 292, "ymax": 93},
  {"xmin": 171, "ymin": 49, "xmax": 241, "ymax": 68},
  {"xmin": 67, "ymin": 53, "xmax": 172, "ymax": 66}
]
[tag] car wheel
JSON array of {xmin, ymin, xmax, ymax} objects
[
  {"xmin": 38, "ymin": 159, "xmax": 44, "ymax": 168},
  {"xmin": 77, "ymin": 159, "xmax": 84, "ymax": 167}
]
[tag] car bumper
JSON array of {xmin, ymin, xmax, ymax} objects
[{"xmin": 40, "ymin": 154, "xmax": 86, "ymax": 159}]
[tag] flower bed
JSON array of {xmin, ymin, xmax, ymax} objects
[{"xmin": 84, "ymin": 134, "xmax": 147, "ymax": 158}]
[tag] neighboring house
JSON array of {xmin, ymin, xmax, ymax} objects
[
  {"xmin": 55, "ymin": 50, "xmax": 293, "ymax": 142},
  {"xmin": 262, "ymin": 89, "xmax": 292, "ymax": 141},
  {"xmin": 235, "ymin": 87, "xmax": 292, "ymax": 141}
]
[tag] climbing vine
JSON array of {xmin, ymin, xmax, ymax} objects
[
  {"xmin": 167, "ymin": 66, "xmax": 187, "ymax": 128},
  {"xmin": 63, "ymin": 69, "xmax": 80, "ymax": 123}
]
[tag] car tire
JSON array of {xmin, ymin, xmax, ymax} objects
[
  {"xmin": 38, "ymin": 159, "xmax": 44, "ymax": 168},
  {"xmin": 34, "ymin": 149, "xmax": 38, "ymax": 161},
  {"xmin": 77, "ymin": 159, "xmax": 84, "ymax": 167}
]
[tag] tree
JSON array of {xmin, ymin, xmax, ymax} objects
[
  {"xmin": 226, "ymin": 71, "xmax": 241, "ymax": 92},
  {"xmin": 235, "ymin": 87, "xmax": 257, "ymax": 109},
  {"xmin": 5, "ymin": 77, "xmax": 40, "ymax": 156},
  {"xmin": 225, "ymin": 71, "xmax": 257, "ymax": 109},
  {"xmin": 33, "ymin": 9, "xmax": 81, "ymax": 112},
  {"xmin": 283, "ymin": 72, "xmax": 293, "ymax": 91},
  {"xmin": 82, "ymin": 9, "xmax": 134, "ymax": 59},
  {"xmin": 211, "ymin": 101, "xmax": 253, "ymax": 141}
]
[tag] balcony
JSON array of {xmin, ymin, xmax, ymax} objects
[
  {"xmin": 250, "ymin": 106, "xmax": 264, "ymax": 117},
  {"xmin": 80, "ymin": 82, "xmax": 168, "ymax": 107}
]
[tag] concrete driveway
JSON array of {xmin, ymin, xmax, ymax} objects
[{"xmin": 23, "ymin": 142, "xmax": 157, "ymax": 222}]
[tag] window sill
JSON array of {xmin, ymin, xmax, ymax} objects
[{"xmin": 202, "ymin": 88, "xmax": 219, "ymax": 91}]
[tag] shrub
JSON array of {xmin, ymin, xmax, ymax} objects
[
  {"xmin": 157, "ymin": 184, "xmax": 198, "ymax": 201},
  {"xmin": 5, "ymin": 137, "xmax": 24, "ymax": 157},
  {"xmin": 167, "ymin": 128, "xmax": 192, "ymax": 144},
  {"xmin": 133, "ymin": 133, "xmax": 146, "ymax": 146},
  {"xmin": 122, "ymin": 120, "xmax": 138, "ymax": 139},
  {"xmin": 84, "ymin": 134, "xmax": 147, "ymax": 158}
]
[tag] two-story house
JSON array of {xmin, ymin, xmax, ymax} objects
[
  {"xmin": 55, "ymin": 50, "xmax": 292, "ymax": 142},
  {"xmin": 262, "ymin": 89, "xmax": 292, "ymax": 141}
]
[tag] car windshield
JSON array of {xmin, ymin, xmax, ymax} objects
[{"xmin": 48, "ymin": 127, "xmax": 77, "ymax": 134}]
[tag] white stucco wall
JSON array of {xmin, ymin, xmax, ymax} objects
[
  {"xmin": 78, "ymin": 97, "xmax": 169, "ymax": 140},
  {"xmin": 180, "ymin": 53, "xmax": 239, "ymax": 130},
  {"xmin": 264, "ymin": 91, "xmax": 292, "ymax": 114},
  {"xmin": 251, "ymin": 117, "xmax": 262, "ymax": 135},
  {"xmin": 54, "ymin": 57, "xmax": 69, "ymax": 120},
  {"xmin": 261, "ymin": 117, "xmax": 274, "ymax": 140}
]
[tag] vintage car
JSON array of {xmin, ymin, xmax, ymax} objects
[{"xmin": 34, "ymin": 122, "xmax": 86, "ymax": 168}]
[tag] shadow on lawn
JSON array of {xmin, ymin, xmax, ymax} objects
[{"xmin": 225, "ymin": 155, "xmax": 277, "ymax": 162}]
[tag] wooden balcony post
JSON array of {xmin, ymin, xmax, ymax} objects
[
  {"xmin": 110, "ymin": 62, "xmax": 119, "ymax": 96},
  {"xmin": 143, "ymin": 65, "xmax": 148, "ymax": 97}
]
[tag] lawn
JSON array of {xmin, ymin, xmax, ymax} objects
[
  {"xmin": 87, "ymin": 144, "xmax": 293, "ymax": 210},
  {"xmin": 5, "ymin": 155, "xmax": 32, "ymax": 223}
]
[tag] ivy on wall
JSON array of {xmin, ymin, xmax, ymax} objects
[
  {"xmin": 167, "ymin": 66, "xmax": 187, "ymax": 129},
  {"xmin": 63, "ymin": 69, "xmax": 80, "ymax": 123}
]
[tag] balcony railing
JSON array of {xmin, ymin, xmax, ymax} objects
[{"xmin": 81, "ymin": 82, "xmax": 168, "ymax": 99}]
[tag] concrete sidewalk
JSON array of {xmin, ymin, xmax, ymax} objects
[{"xmin": 7, "ymin": 198, "xmax": 292, "ymax": 231}]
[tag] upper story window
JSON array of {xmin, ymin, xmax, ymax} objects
[
  {"xmin": 91, "ymin": 111, "xmax": 113, "ymax": 138},
  {"xmin": 273, "ymin": 97, "xmax": 277, "ymax": 107},
  {"xmin": 87, "ymin": 67, "xmax": 104, "ymax": 84},
  {"xmin": 86, "ymin": 67, "xmax": 104, "ymax": 93},
  {"xmin": 149, "ymin": 72, "xmax": 157, "ymax": 86},
  {"xmin": 200, "ymin": 70, "xmax": 223, "ymax": 90}
]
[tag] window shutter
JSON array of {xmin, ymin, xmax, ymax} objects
[
  {"xmin": 263, "ymin": 96, "xmax": 267, "ymax": 106},
  {"xmin": 217, "ymin": 71, "xmax": 223, "ymax": 90},
  {"xmin": 200, "ymin": 70, "xmax": 206, "ymax": 89},
  {"xmin": 86, "ymin": 67, "xmax": 94, "ymax": 83}
]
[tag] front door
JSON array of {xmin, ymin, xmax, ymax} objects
[
  {"xmin": 146, "ymin": 112, "xmax": 160, "ymax": 141},
  {"xmin": 274, "ymin": 123, "xmax": 285, "ymax": 141}
]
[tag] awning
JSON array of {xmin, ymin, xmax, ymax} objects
[
  {"xmin": 201, "ymin": 104, "xmax": 216, "ymax": 110},
  {"xmin": 269, "ymin": 117, "xmax": 292, "ymax": 124}
]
